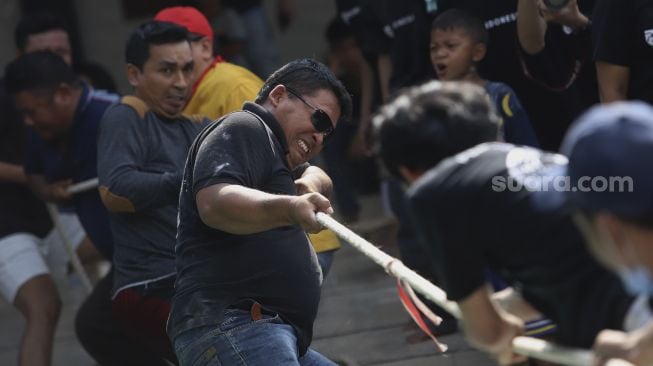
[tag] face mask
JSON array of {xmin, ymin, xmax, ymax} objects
[{"xmin": 618, "ymin": 266, "xmax": 653, "ymax": 296}]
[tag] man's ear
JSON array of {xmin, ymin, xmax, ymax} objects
[
  {"xmin": 126, "ymin": 64, "xmax": 141, "ymax": 88},
  {"xmin": 199, "ymin": 37, "xmax": 213, "ymax": 61},
  {"xmin": 472, "ymin": 43, "xmax": 487, "ymax": 63},
  {"xmin": 398, "ymin": 166, "xmax": 423, "ymax": 185},
  {"xmin": 268, "ymin": 84, "xmax": 287, "ymax": 107}
]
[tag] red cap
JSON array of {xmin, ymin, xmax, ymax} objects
[{"xmin": 155, "ymin": 6, "xmax": 213, "ymax": 40}]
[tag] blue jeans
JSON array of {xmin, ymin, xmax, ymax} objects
[{"xmin": 173, "ymin": 309, "xmax": 335, "ymax": 366}]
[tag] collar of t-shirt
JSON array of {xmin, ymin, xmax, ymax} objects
[{"xmin": 242, "ymin": 101, "xmax": 289, "ymax": 156}]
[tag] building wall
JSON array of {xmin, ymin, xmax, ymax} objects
[
  {"xmin": 0, "ymin": 1, "xmax": 21, "ymax": 69},
  {"xmin": 73, "ymin": 0, "xmax": 145, "ymax": 93}
]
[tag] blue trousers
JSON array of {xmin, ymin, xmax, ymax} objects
[{"xmin": 173, "ymin": 308, "xmax": 335, "ymax": 366}]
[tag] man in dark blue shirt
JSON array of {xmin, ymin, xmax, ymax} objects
[
  {"xmin": 4, "ymin": 50, "xmax": 167, "ymax": 366},
  {"xmin": 19, "ymin": 68, "xmax": 117, "ymax": 260},
  {"xmin": 5, "ymin": 50, "xmax": 116, "ymax": 263}
]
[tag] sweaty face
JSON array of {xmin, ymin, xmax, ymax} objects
[
  {"xmin": 24, "ymin": 30, "xmax": 73, "ymax": 65},
  {"xmin": 15, "ymin": 90, "xmax": 71, "ymax": 141},
  {"xmin": 277, "ymin": 88, "xmax": 340, "ymax": 169},
  {"xmin": 430, "ymin": 28, "xmax": 481, "ymax": 81},
  {"xmin": 130, "ymin": 41, "xmax": 194, "ymax": 118}
]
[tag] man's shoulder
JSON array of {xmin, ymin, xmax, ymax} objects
[
  {"xmin": 103, "ymin": 96, "xmax": 147, "ymax": 121},
  {"xmin": 219, "ymin": 109, "xmax": 268, "ymax": 131},
  {"xmin": 410, "ymin": 143, "xmax": 512, "ymax": 199},
  {"xmin": 116, "ymin": 95, "xmax": 149, "ymax": 119}
]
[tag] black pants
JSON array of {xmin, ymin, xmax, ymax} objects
[{"xmin": 75, "ymin": 268, "xmax": 171, "ymax": 366}]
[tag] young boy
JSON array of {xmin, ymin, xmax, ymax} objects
[{"xmin": 430, "ymin": 9, "xmax": 539, "ymax": 147}]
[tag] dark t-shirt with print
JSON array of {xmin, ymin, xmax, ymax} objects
[
  {"xmin": 407, "ymin": 142, "xmax": 634, "ymax": 347},
  {"xmin": 168, "ymin": 102, "xmax": 322, "ymax": 355}
]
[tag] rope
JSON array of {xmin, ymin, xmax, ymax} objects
[
  {"xmin": 315, "ymin": 212, "xmax": 634, "ymax": 366},
  {"xmin": 46, "ymin": 203, "xmax": 93, "ymax": 293},
  {"xmin": 67, "ymin": 178, "xmax": 99, "ymax": 195}
]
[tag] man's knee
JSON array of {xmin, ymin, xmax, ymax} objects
[{"xmin": 14, "ymin": 274, "xmax": 62, "ymax": 325}]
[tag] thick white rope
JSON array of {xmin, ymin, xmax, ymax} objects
[
  {"xmin": 315, "ymin": 212, "xmax": 633, "ymax": 366},
  {"xmin": 67, "ymin": 178, "xmax": 99, "ymax": 195}
]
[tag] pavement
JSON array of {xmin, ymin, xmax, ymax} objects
[{"xmin": 0, "ymin": 194, "xmax": 497, "ymax": 365}]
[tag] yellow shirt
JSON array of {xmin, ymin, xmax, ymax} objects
[{"xmin": 184, "ymin": 60, "xmax": 263, "ymax": 120}]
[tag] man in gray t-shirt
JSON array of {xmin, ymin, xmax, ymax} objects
[{"xmin": 97, "ymin": 20, "xmax": 208, "ymax": 364}]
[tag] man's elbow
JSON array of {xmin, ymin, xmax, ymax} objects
[
  {"xmin": 519, "ymin": 36, "xmax": 545, "ymax": 55},
  {"xmin": 99, "ymin": 185, "xmax": 136, "ymax": 212},
  {"xmin": 197, "ymin": 199, "xmax": 235, "ymax": 232}
]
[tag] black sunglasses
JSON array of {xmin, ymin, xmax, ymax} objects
[{"xmin": 286, "ymin": 87, "xmax": 334, "ymax": 141}]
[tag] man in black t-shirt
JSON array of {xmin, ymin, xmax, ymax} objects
[
  {"xmin": 168, "ymin": 58, "xmax": 352, "ymax": 365},
  {"xmin": 593, "ymin": 0, "xmax": 653, "ymax": 104},
  {"xmin": 373, "ymin": 80, "xmax": 645, "ymax": 364}
]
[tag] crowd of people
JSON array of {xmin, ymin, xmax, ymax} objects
[{"xmin": 2, "ymin": 0, "xmax": 653, "ymax": 365}]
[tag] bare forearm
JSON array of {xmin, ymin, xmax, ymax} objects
[
  {"xmin": 459, "ymin": 284, "xmax": 523, "ymax": 354},
  {"xmin": 197, "ymin": 182, "xmax": 332, "ymax": 234},
  {"xmin": 517, "ymin": 0, "xmax": 547, "ymax": 54},
  {"xmin": 377, "ymin": 54, "xmax": 393, "ymax": 103},
  {"xmin": 197, "ymin": 184, "xmax": 296, "ymax": 234},
  {"xmin": 0, "ymin": 162, "xmax": 27, "ymax": 184},
  {"xmin": 596, "ymin": 62, "xmax": 630, "ymax": 103}
]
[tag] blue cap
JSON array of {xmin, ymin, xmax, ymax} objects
[{"xmin": 561, "ymin": 101, "xmax": 653, "ymax": 218}]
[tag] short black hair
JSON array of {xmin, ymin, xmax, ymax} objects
[
  {"xmin": 255, "ymin": 58, "xmax": 353, "ymax": 124},
  {"xmin": 4, "ymin": 50, "xmax": 79, "ymax": 96},
  {"xmin": 14, "ymin": 13, "xmax": 69, "ymax": 51},
  {"xmin": 125, "ymin": 20, "xmax": 190, "ymax": 70},
  {"xmin": 431, "ymin": 9, "xmax": 488, "ymax": 45},
  {"xmin": 373, "ymin": 81, "xmax": 499, "ymax": 180}
]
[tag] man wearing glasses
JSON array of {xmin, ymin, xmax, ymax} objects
[{"xmin": 167, "ymin": 58, "xmax": 352, "ymax": 365}]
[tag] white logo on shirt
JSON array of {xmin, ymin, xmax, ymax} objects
[{"xmin": 645, "ymin": 29, "xmax": 653, "ymax": 46}]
